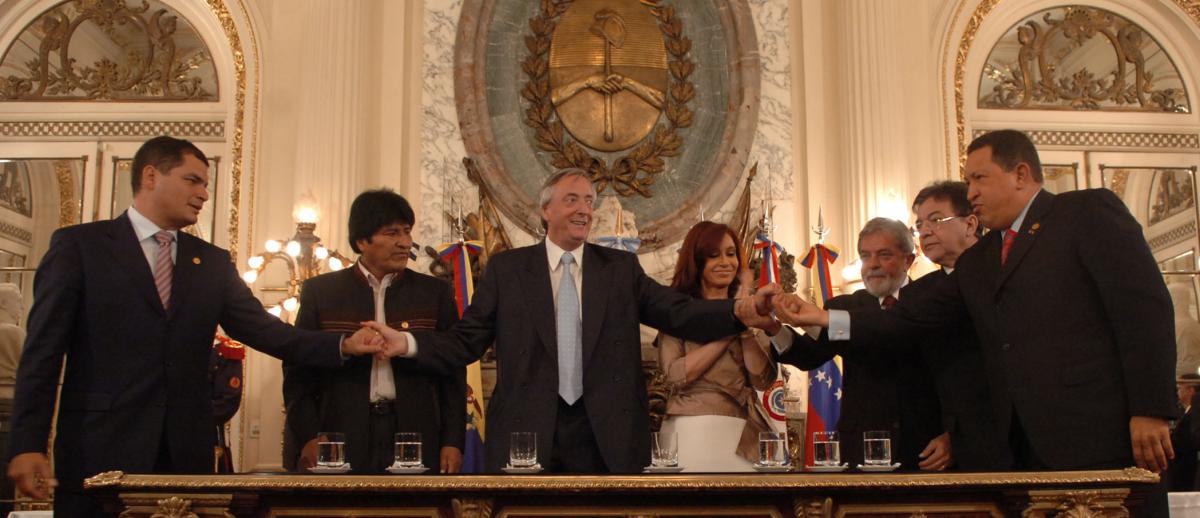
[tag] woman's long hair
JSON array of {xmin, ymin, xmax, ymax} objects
[{"xmin": 668, "ymin": 221, "xmax": 745, "ymax": 299}]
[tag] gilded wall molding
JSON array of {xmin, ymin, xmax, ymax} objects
[
  {"xmin": 53, "ymin": 159, "xmax": 78, "ymax": 227},
  {"xmin": 1148, "ymin": 219, "xmax": 1198, "ymax": 250},
  {"xmin": 970, "ymin": 129, "xmax": 1200, "ymax": 150},
  {"xmin": 0, "ymin": 120, "xmax": 224, "ymax": 139},
  {"xmin": 1021, "ymin": 488, "xmax": 1131, "ymax": 517}
]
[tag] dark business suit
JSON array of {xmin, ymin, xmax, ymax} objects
[
  {"xmin": 850, "ymin": 189, "xmax": 1177, "ymax": 470},
  {"xmin": 903, "ymin": 269, "xmax": 1011, "ymax": 471},
  {"xmin": 1168, "ymin": 399, "xmax": 1199, "ymax": 491},
  {"xmin": 283, "ymin": 265, "xmax": 465, "ymax": 473},
  {"xmin": 410, "ymin": 242, "xmax": 744, "ymax": 473},
  {"xmin": 8, "ymin": 213, "xmax": 344, "ymax": 516},
  {"xmin": 778, "ymin": 289, "xmax": 943, "ymax": 469}
]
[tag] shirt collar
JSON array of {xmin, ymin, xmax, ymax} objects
[
  {"xmin": 357, "ymin": 261, "xmax": 398, "ymax": 288},
  {"xmin": 1008, "ymin": 190, "xmax": 1041, "ymax": 234},
  {"xmin": 127, "ymin": 206, "xmax": 176, "ymax": 243},
  {"xmin": 545, "ymin": 239, "xmax": 585, "ymax": 273},
  {"xmin": 942, "ymin": 266, "xmax": 955, "ymax": 275}
]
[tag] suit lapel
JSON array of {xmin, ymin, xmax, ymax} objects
[
  {"xmin": 521, "ymin": 243, "xmax": 557, "ymax": 360},
  {"xmin": 580, "ymin": 244, "xmax": 610, "ymax": 370},
  {"xmin": 167, "ymin": 233, "xmax": 200, "ymax": 320},
  {"xmin": 995, "ymin": 190, "xmax": 1054, "ymax": 293},
  {"xmin": 107, "ymin": 213, "xmax": 166, "ymax": 316}
]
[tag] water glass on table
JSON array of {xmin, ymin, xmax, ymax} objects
[
  {"xmin": 757, "ymin": 431, "xmax": 788, "ymax": 467},
  {"xmin": 317, "ymin": 432, "xmax": 347, "ymax": 468},
  {"xmin": 509, "ymin": 432, "xmax": 538, "ymax": 468},
  {"xmin": 651, "ymin": 431, "xmax": 678, "ymax": 467},
  {"xmin": 811, "ymin": 431, "xmax": 840, "ymax": 466},
  {"xmin": 394, "ymin": 432, "xmax": 423, "ymax": 468},
  {"xmin": 863, "ymin": 430, "xmax": 892, "ymax": 466}
]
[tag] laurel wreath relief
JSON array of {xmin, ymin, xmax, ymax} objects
[{"xmin": 522, "ymin": 0, "xmax": 695, "ymax": 197}]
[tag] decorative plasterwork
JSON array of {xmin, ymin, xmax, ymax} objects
[
  {"xmin": 0, "ymin": 221, "xmax": 32, "ymax": 243},
  {"xmin": 970, "ymin": 129, "xmax": 1199, "ymax": 150},
  {"xmin": 0, "ymin": 120, "xmax": 223, "ymax": 138},
  {"xmin": 1148, "ymin": 219, "xmax": 1197, "ymax": 250}
]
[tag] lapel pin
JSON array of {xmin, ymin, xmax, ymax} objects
[
  {"xmin": 401, "ymin": 321, "xmax": 410, "ymax": 329},
  {"xmin": 192, "ymin": 257, "xmax": 201, "ymax": 265},
  {"xmin": 1029, "ymin": 222, "xmax": 1040, "ymax": 235}
]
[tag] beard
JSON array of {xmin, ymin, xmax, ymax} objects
[{"xmin": 862, "ymin": 268, "xmax": 904, "ymax": 298}]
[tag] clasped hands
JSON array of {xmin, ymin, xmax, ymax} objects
[
  {"xmin": 734, "ymin": 283, "xmax": 829, "ymax": 331},
  {"xmin": 339, "ymin": 322, "xmax": 411, "ymax": 360}
]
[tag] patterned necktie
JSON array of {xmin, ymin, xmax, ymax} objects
[
  {"xmin": 1001, "ymin": 229, "xmax": 1018, "ymax": 266},
  {"xmin": 881, "ymin": 294, "xmax": 897, "ymax": 310},
  {"xmin": 556, "ymin": 252, "xmax": 583, "ymax": 404},
  {"xmin": 153, "ymin": 231, "xmax": 175, "ymax": 309}
]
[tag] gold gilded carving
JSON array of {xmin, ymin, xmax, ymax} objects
[
  {"xmin": 87, "ymin": 470, "xmax": 126, "ymax": 487},
  {"xmin": 979, "ymin": 6, "xmax": 1188, "ymax": 112},
  {"xmin": 1021, "ymin": 489, "xmax": 1130, "ymax": 518},
  {"xmin": 54, "ymin": 159, "xmax": 79, "ymax": 227},
  {"xmin": 452, "ymin": 497, "xmax": 494, "ymax": 518},
  {"xmin": 833, "ymin": 503, "xmax": 1003, "ymax": 517},
  {"xmin": 524, "ymin": 0, "xmax": 694, "ymax": 197},
  {"xmin": 0, "ymin": 0, "xmax": 217, "ymax": 101},
  {"xmin": 794, "ymin": 497, "xmax": 831, "ymax": 518},
  {"xmin": 149, "ymin": 496, "xmax": 199, "ymax": 518},
  {"xmin": 114, "ymin": 492, "xmax": 235, "ymax": 518},
  {"xmin": 952, "ymin": 0, "xmax": 1000, "ymax": 174}
]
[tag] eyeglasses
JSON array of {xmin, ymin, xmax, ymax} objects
[{"xmin": 912, "ymin": 215, "xmax": 965, "ymax": 233}]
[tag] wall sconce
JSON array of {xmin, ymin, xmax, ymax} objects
[{"xmin": 241, "ymin": 195, "xmax": 353, "ymax": 317}]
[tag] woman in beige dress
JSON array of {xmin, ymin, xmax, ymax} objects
[{"xmin": 657, "ymin": 221, "xmax": 780, "ymax": 472}]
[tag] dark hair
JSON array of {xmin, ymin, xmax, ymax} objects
[
  {"xmin": 131, "ymin": 136, "xmax": 208, "ymax": 194},
  {"xmin": 347, "ymin": 189, "xmax": 415, "ymax": 254},
  {"xmin": 912, "ymin": 181, "xmax": 983, "ymax": 237},
  {"xmin": 966, "ymin": 129, "xmax": 1043, "ymax": 182},
  {"xmin": 669, "ymin": 221, "xmax": 744, "ymax": 299}
]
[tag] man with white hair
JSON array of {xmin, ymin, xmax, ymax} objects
[{"xmin": 773, "ymin": 218, "xmax": 946, "ymax": 470}]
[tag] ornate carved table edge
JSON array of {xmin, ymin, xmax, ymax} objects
[{"xmin": 83, "ymin": 467, "xmax": 1158, "ymax": 492}]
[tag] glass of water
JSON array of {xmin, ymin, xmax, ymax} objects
[
  {"xmin": 812, "ymin": 431, "xmax": 840, "ymax": 466},
  {"xmin": 863, "ymin": 430, "xmax": 892, "ymax": 465},
  {"xmin": 317, "ymin": 432, "xmax": 346, "ymax": 468},
  {"xmin": 509, "ymin": 432, "xmax": 538, "ymax": 468},
  {"xmin": 758, "ymin": 431, "xmax": 788, "ymax": 467},
  {"xmin": 651, "ymin": 431, "xmax": 678, "ymax": 467},
  {"xmin": 394, "ymin": 432, "xmax": 423, "ymax": 468}
]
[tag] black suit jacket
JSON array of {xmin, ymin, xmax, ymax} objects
[
  {"xmin": 778, "ymin": 289, "xmax": 942, "ymax": 469},
  {"xmin": 411, "ymin": 242, "xmax": 743, "ymax": 473},
  {"xmin": 283, "ymin": 265, "xmax": 466, "ymax": 472},
  {"xmin": 850, "ymin": 189, "xmax": 1177, "ymax": 469},
  {"xmin": 8, "ymin": 213, "xmax": 343, "ymax": 492},
  {"xmin": 1168, "ymin": 401, "xmax": 1200, "ymax": 491}
]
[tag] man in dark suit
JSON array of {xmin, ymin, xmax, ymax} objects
[
  {"xmin": 1169, "ymin": 374, "xmax": 1200, "ymax": 491},
  {"xmin": 283, "ymin": 189, "xmax": 466, "ymax": 474},
  {"xmin": 907, "ymin": 181, "xmax": 1011, "ymax": 471},
  {"xmin": 366, "ymin": 168, "xmax": 779, "ymax": 473},
  {"xmin": 5, "ymin": 136, "xmax": 382, "ymax": 517},
  {"xmin": 774, "ymin": 130, "xmax": 1177, "ymax": 476},
  {"xmin": 774, "ymin": 218, "xmax": 946, "ymax": 470}
]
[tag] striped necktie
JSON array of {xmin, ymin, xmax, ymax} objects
[{"xmin": 154, "ymin": 231, "xmax": 175, "ymax": 309}]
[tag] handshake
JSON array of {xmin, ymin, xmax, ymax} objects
[
  {"xmin": 339, "ymin": 321, "xmax": 413, "ymax": 359},
  {"xmin": 732, "ymin": 283, "xmax": 829, "ymax": 331}
]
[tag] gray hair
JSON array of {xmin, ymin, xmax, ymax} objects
[
  {"xmin": 858, "ymin": 217, "xmax": 914, "ymax": 255},
  {"xmin": 538, "ymin": 168, "xmax": 593, "ymax": 209}
]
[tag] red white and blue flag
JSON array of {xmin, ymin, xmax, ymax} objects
[{"xmin": 799, "ymin": 242, "xmax": 842, "ymax": 466}]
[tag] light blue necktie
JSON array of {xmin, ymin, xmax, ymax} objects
[{"xmin": 556, "ymin": 252, "xmax": 583, "ymax": 404}]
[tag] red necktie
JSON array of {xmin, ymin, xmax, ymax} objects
[
  {"xmin": 1001, "ymin": 229, "xmax": 1018, "ymax": 266},
  {"xmin": 881, "ymin": 295, "xmax": 897, "ymax": 310}
]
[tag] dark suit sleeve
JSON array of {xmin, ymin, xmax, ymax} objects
[
  {"xmin": 9, "ymin": 229, "xmax": 82, "ymax": 457},
  {"xmin": 217, "ymin": 257, "xmax": 343, "ymax": 368},
  {"xmin": 1078, "ymin": 190, "xmax": 1177, "ymax": 419},
  {"xmin": 776, "ymin": 328, "xmax": 838, "ymax": 370},
  {"xmin": 849, "ymin": 270, "xmax": 969, "ymax": 348},
  {"xmin": 282, "ymin": 278, "xmax": 325, "ymax": 466},
  {"xmin": 413, "ymin": 258, "xmax": 500, "ymax": 376},
  {"xmin": 433, "ymin": 282, "xmax": 466, "ymax": 450},
  {"xmin": 634, "ymin": 259, "xmax": 742, "ymax": 342}
]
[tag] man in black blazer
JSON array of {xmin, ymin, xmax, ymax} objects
[
  {"xmin": 775, "ymin": 218, "xmax": 946, "ymax": 470},
  {"xmin": 774, "ymin": 129, "xmax": 1177, "ymax": 475},
  {"xmin": 1168, "ymin": 374, "xmax": 1200, "ymax": 491},
  {"xmin": 6, "ymin": 137, "xmax": 382, "ymax": 517},
  {"xmin": 366, "ymin": 168, "xmax": 779, "ymax": 473},
  {"xmin": 284, "ymin": 189, "xmax": 465, "ymax": 474}
]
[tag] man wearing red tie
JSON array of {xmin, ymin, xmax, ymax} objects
[{"xmin": 774, "ymin": 130, "xmax": 1177, "ymax": 484}]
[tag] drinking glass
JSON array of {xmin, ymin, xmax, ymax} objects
[
  {"xmin": 509, "ymin": 432, "xmax": 538, "ymax": 468},
  {"xmin": 863, "ymin": 430, "xmax": 892, "ymax": 466},
  {"xmin": 316, "ymin": 432, "xmax": 346, "ymax": 468},
  {"xmin": 394, "ymin": 432, "xmax": 423, "ymax": 468},
  {"xmin": 650, "ymin": 431, "xmax": 678, "ymax": 467},
  {"xmin": 758, "ymin": 431, "xmax": 788, "ymax": 467},
  {"xmin": 811, "ymin": 431, "xmax": 840, "ymax": 466}
]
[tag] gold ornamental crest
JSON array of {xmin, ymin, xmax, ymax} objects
[{"xmin": 524, "ymin": 0, "xmax": 694, "ymax": 197}]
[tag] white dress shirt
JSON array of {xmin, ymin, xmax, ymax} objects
[
  {"xmin": 359, "ymin": 262, "xmax": 398, "ymax": 402},
  {"xmin": 127, "ymin": 206, "xmax": 178, "ymax": 270}
]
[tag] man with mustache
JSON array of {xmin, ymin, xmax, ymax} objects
[
  {"xmin": 773, "ymin": 218, "xmax": 946, "ymax": 470},
  {"xmin": 283, "ymin": 189, "xmax": 466, "ymax": 474},
  {"xmin": 774, "ymin": 130, "xmax": 1176, "ymax": 493}
]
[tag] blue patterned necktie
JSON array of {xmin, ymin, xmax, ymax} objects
[{"xmin": 556, "ymin": 252, "xmax": 583, "ymax": 404}]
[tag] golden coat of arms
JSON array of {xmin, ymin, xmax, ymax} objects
[{"xmin": 525, "ymin": 0, "xmax": 694, "ymax": 197}]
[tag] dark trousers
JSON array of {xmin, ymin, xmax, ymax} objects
[
  {"xmin": 548, "ymin": 397, "xmax": 607, "ymax": 473},
  {"xmin": 366, "ymin": 402, "xmax": 399, "ymax": 473}
]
